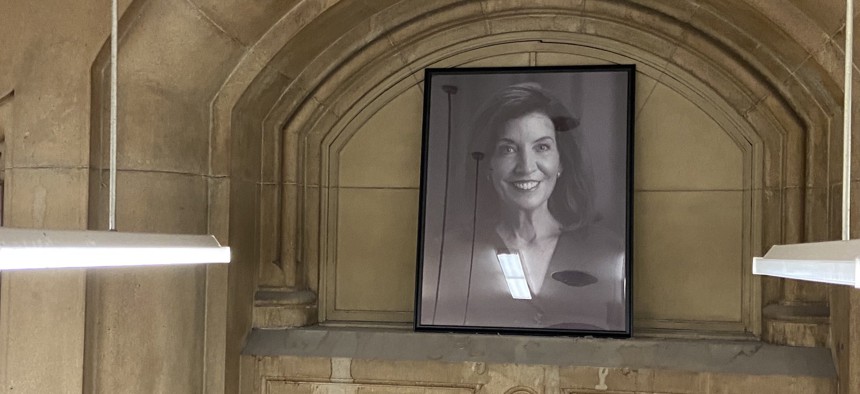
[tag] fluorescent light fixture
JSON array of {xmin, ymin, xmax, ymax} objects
[
  {"xmin": 0, "ymin": 0, "xmax": 232, "ymax": 271},
  {"xmin": 496, "ymin": 251, "xmax": 532, "ymax": 299},
  {"xmin": 0, "ymin": 228, "xmax": 230, "ymax": 270},
  {"xmin": 752, "ymin": 239, "xmax": 860, "ymax": 288},
  {"xmin": 753, "ymin": 1, "xmax": 858, "ymax": 289}
]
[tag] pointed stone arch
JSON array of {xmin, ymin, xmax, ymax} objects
[
  {"xmin": 83, "ymin": 0, "xmax": 852, "ymax": 392},
  {"xmin": 217, "ymin": 0, "xmax": 842, "ymax": 343}
]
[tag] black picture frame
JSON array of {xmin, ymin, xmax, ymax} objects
[{"xmin": 414, "ymin": 65, "xmax": 635, "ymax": 337}]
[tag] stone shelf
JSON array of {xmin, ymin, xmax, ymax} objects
[
  {"xmin": 242, "ymin": 326, "xmax": 836, "ymax": 393},
  {"xmin": 244, "ymin": 326, "xmax": 834, "ymax": 378}
]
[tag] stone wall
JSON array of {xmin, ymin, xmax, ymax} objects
[
  {"xmin": 1, "ymin": 1, "xmax": 860, "ymax": 393},
  {"xmin": 240, "ymin": 328, "xmax": 836, "ymax": 394}
]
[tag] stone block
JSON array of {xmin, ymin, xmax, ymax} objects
[
  {"xmin": 764, "ymin": 318, "xmax": 830, "ymax": 348},
  {"xmin": 634, "ymin": 190, "xmax": 744, "ymax": 323},
  {"xmin": 8, "ymin": 77, "xmax": 89, "ymax": 168},
  {"xmin": 230, "ymin": 64, "xmax": 292, "ymax": 181},
  {"xmin": 852, "ymin": 181, "xmax": 860, "ymax": 238},
  {"xmin": 230, "ymin": 103, "xmax": 264, "ymax": 184},
  {"xmin": 704, "ymin": 0, "xmax": 823, "ymax": 63},
  {"xmin": 305, "ymin": 107, "xmax": 339, "ymax": 188},
  {"xmin": 560, "ymin": 366, "xmax": 651, "ymax": 392},
  {"xmin": 708, "ymin": 372, "xmax": 835, "ymax": 394},
  {"xmin": 187, "ymin": 0, "xmax": 300, "ymax": 47},
  {"xmin": 208, "ymin": 176, "xmax": 230, "ymax": 242},
  {"xmin": 338, "ymin": 84, "xmax": 423, "ymax": 188},
  {"xmin": 480, "ymin": 0, "xmax": 585, "ymax": 15},
  {"xmin": 394, "ymin": 9, "xmax": 489, "ymax": 68},
  {"xmin": 258, "ymin": 182, "xmax": 286, "ymax": 288},
  {"xmin": 333, "ymin": 187, "xmax": 418, "ymax": 314},
  {"xmin": 279, "ymin": 182, "xmax": 299, "ymax": 288},
  {"xmin": 4, "ymin": 167, "xmax": 88, "ymax": 228},
  {"xmin": 114, "ymin": 80, "xmax": 210, "ymax": 174},
  {"xmin": 765, "ymin": 98, "xmax": 807, "ymax": 189},
  {"xmin": 635, "ymin": 83, "xmax": 745, "ymax": 191},
  {"xmin": 304, "ymin": 185, "xmax": 322, "ymax": 292},
  {"xmin": 351, "ymin": 358, "xmax": 484, "ymax": 385},
  {"xmin": 535, "ymin": 52, "xmax": 609, "ymax": 67},
  {"xmin": 269, "ymin": 0, "xmax": 375, "ymax": 81},
  {"xmin": 309, "ymin": 40, "xmax": 413, "ymax": 125},
  {"xmin": 581, "ymin": 15, "xmax": 675, "ymax": 62},
  {"xmin": 254, "ymin": 355, "xmax": 333, "ymax": 382},
  {"xmin": 744, "ymin": 106, "xmax": 786, "ymax": 190},
  {"xmin": 86, "ymin": 265, "xmax": 207, "ymax": 393},
  {"xmin": 806, "ymin": 187, "xmax": 831, "ymax": 243},
  {"xmin": 113, "ymin": 170, "xmax": 208, "ymax": 233},
  {"xmin": 690, "ymin": 8, "xmax": 793, "ymax": 86},
  {"xmin": 0, "ymin": 270, "xmax": 86, "ymax": 394},
  {"xmin": 253, "ymin": 303, "xmax": 317, "ymax": 329},
  {"xmin": 460, "ymin": 53, "xmax": 531, "ymax": 68},
  {"xmin": 226, "ymin": 178, "xmax": 259, "ymax": 393},
  {"xmin": 481, "ymin": 363, "xmax": 548, "ymax": 393},
  {"xmin": 276, "ymin": 90, "xmax": 318, "ymax": 184},
  {"xmin": 783, "ymin": 186, "xmax": 804, "ymax": 244},
  {"xmin": 789, "ymin": 0, "xmax": 848, "ymax": 37},
  {"xmin": 486, "ymin": 13, "xmax": 582, "ymax": 38},
  {"xmin": 3, "ymin": 0, "xmax": 116, "ymax": 170},
  {"xmin": 583, "ymin": 0, "xmax": 684, "ymax": 57},
  {"xmin": 650, "ymin": 368, "xmax": 709, "ymax": 393},
  {"xmin": 792, "ymin": 49, "xmax": 843, "ymax": 112},
  {"xmin": 625, "ymin": 0, "xmax": 699, "ymax": 25},
  {"xmin": 829, "ymin": 183, "xmax": 841, "ymax": 241},
  {"xmin": 666, "ymin": 47, "xmax": 757, "ymax": 114},
  {"xmin": 119, "ymin": 0, "xmax": 244, "ymax": 103},
  {"xmin": 632, "ymin": 71, "xmax": 661, "ymax": 116},
  {"xmin": 203, "ymin": 263, "xmax": 229, "ymax": 394}
]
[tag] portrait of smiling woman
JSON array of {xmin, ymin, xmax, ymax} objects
[{"xmin": 416, "ymin": 67, "xmax": 633, "ymax": 336}]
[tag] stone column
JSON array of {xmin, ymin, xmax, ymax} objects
[
  {"xmin": 0, "ymin": 0, "xmax": 111, "ymax": 391},
  {"xmin": 83, "ymin": 0, "xmax": 244, "ymax": 393}
]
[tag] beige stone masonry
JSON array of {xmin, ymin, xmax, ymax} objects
[
  {"xmin": 242, "ymin": 328, "xmax": 837, "ymax": 394},
  {"xmin": 4, "ymin": 0, "xmax": 860, "ymax": 393}
]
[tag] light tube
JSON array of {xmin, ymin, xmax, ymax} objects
[
  {"xmin": 496, "ymin": 251, "xmax": 532, "ymax": 299},
  {"xmin": 506, "ymin": 278, "xmax": 531, "ymax": 300},
  {"xmin": 0, "ymin": 228, "xmax": 230, "ymax": 270}
]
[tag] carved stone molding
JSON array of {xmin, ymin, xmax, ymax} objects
[
  {"xmin": 505, "ymin": 386, "xmax": 539, "ymax": 394},
  {"xmin": 219, "ymin": 0, "xmax": 837, "ymax": 337}
]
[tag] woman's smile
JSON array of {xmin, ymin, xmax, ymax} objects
[{"xmin": 511, "ymin": 180, "xmax": 540, "ymax": 191}]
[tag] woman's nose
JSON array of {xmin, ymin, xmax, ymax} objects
[{"xmin": 515, "ymin": 150, "xmax": 536, "ymax": 174}]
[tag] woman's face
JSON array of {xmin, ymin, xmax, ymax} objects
[{"xmin": 489, "ymin": 111, "xmax": 561, "ymax": 214}]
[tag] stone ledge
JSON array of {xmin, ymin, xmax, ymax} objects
[
  {"xmin": 762, "ymin": 303, "xmax": 830, "ymax": 347},
  {"xmin": 763, "ymin": 303, "xmax": 829, "ymax": 323},
  {"xmin": 243, "ymin": 326, "xmax": 835, "ymax": 379}
]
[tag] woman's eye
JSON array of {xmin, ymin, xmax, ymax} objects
[
  {"xmin": 535, "ymin": 143, "xmax": 552, "ymax": 152},
  {"xmin": 498, "ymin": 145, "xmax": 515, "ymax": 154}
]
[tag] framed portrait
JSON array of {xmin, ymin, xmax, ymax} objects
[{"xmin": 414, "ymin": 65, "xmax": 634, "ymax": 337}]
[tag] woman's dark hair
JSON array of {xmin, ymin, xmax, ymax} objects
[{"xmin": 469, "ymin": 82, "xmax": 594, "ymax": 230}]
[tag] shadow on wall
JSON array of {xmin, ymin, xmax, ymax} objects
[{"xmin": 0, "ymin": 90, "xmax": 11, "ymax": 225}]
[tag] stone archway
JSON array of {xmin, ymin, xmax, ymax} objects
[
  {"xmin": 227, "ymin": 0, "xmax": 827, "ymax": 337},
  {"xmin": 83, "ymin": 0, "xmax": 850, "ymax": 392}
]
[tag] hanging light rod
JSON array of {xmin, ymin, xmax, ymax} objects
[
  {"xmin": 752, "ymin": 0, "xmax": 856, "ymax": 287},
  {"xmin": 0, "ymin": 0, "xmax": 230, "ymax": 270}
]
